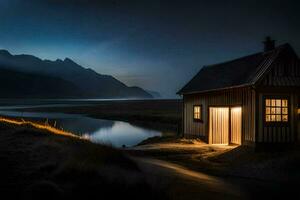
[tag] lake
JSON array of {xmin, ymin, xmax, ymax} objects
[{"xmin": 0, "ymin": 103, "xmax": 163, "ymax": 147}]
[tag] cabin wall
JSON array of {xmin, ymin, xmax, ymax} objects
[
  {"xmin": 298, "ymin": 95, "xmax": 300, "ymax": 142},
  {"xmin": 257, "ymin": 90, "xmax": 298, "ymax": 143},
  {"xmin": 183, "ymin": 87, "xmax": 256, "ymax": 144},
  {"xmin": 260, "ymin": 50, "xmax": 300, "ymax": 86},
  {"xmin": 256, "ymin": 50, "xmax": 300, "ymax": 143}
]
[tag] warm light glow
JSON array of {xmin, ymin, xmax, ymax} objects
[
  {"xmin": 193, "ymin": 106, "xmax": 201, "ymax": 120},
  {"xmin": 231, "ymin": 107, "xmax": 241, "ymax": 113},
  {"xmin": 265, "ymin": 98, "xmax": 288, "ymax": 122},
  {"xmin": 209, "ymin": 107, "xmax": 229, "ymax": 144},
  {"xmin": 0, "ymin": 117, "xmax": 88, "ymax": 140},
  {"xmin": 231, "ymin": 107, "xmax": 242, "ymax": 145}
]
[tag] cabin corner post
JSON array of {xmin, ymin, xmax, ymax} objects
[
  {"xmin": 294, "ymin": 92, "xmax": 299, "ymax": 143},
  {"xmin": 254, "ymin": 88, "xmax": 259, "ymax": 145},
  {"xmin": 298, "ymin": 92, "xmax": 300, "ymax": 143},
  {"xmin": 228, "ymin": 107, "xmax": 231, "ymax": 145},
  {"xmin": 181, "ymin": 95, "xmax": 185, "ymax": 138}
]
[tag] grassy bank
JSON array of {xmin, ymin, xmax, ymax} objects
[{"xmin": 0, "ymin": 121, "xmax": 166, "ymax": 200}]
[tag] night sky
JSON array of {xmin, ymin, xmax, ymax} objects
[{"xmin": 0, "ymin": 0, "xmax": 299, "ymax": 97}]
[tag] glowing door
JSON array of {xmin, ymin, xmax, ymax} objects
[
  {"xmin": 209, "ymin": 107, "xmax": 229, "ymax": 144},
  {"xmin": 230, "ymin": 107, "xmax": 242, "ymax": 145}
]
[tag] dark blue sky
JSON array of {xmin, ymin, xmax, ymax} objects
[{"xmin": 0, "ymin": 0, "xmax": 299, "ymax": 97}]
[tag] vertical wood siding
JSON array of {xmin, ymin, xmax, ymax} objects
[
  {"xmin": 257, "ymin": 92, "xmax": 297, "ymax": 143},
  {"xmin": 261, "ymin": 48, "xmax": 300, "ymax": 87},
  {"xmin": 298, "ymin": 95, "xmax": 300, "ymax": 141},
  {"xmin": 257, "ymin": 51, "xmax": 300, "ymax": 143},
  {"xmin": 209, "ymin": 107, "xmax": 229, "ymax": 144},
  {"xmin": 231, "ymin": 107, "xmax": 242, "ymax": 145},
  {"xmin": 183, "ymin": 87, "xmax": 256, "ymax": 143}
]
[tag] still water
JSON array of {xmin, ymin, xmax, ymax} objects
[{"xmin": 0, "ymin": 108, "xmax": 162, "ymax": 147}]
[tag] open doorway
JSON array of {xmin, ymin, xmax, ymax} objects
[
  {"xmin": 209, "ymin": 106, "xmax": 242, "ymax": 145},
  {"xmin": 230, "ymin": 107, "xmax": 242, "ymax": 145}
]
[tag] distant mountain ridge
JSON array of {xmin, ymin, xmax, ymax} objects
[
  {"xmin": 0, "ymin": 49, "xmax": 152, "ymax": 99},
  {"xmin": 146, "ymin": 90, "xmax": 161, "ymax": 98}
]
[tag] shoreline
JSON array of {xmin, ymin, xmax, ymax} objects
[{"xmin": 0, "ymin": 99, "xmax": 182, "ymax": 134}]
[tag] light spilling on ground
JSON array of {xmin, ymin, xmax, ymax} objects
[
  {"xmin": 0, "ymin": 117, "xmax": 89, "ymax": 140},
  {"xmin": 298, "ymin": 108, "xmax": 300, "ymax": 114}
]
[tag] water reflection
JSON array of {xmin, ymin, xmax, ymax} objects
[
  {"xmin": 89, "ymin": 121, "xmax": 161, "ymax": 147},
  {"xmin": 0, "ymin": 109, "xmax": 161, "ymax": 147}
]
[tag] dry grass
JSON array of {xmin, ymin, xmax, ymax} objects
[
  {"xmin": 0, "ymin": 117, "xmax": 84, "ymax": 139},
  {"xmin": 0, "ymin": 121, "xmax": 167, "ymax": 200}
]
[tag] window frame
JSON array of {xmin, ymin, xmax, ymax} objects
[
  {"xmin": 263, "ymin": 96, "xmax": 290, "ymax": 126},
  {"xmin": 193, "ymin": 105, "xmax": 203, "ymax": 122}
]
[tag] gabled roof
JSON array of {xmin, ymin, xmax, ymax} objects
[{"xmin": 177, "ymin": 44, "xmax": 297, "ymax": 95}]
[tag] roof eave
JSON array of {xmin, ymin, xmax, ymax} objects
[{"xmin": 178, "ymin": 83, "xmax": 253, "ymax": 95}]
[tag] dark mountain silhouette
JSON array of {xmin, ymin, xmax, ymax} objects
[
  {"xmin": 0, "ymin": 50, "xmax": 152, "ymax": 99},
  {"xmin": 146, "ymin": 90, "xmax": 161, "ymax": 98},
  {"xmin": 0, "ymin": 68, "xmax": 84, "ymax": 98}
]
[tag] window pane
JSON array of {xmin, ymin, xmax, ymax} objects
[
  {"xmin": 266, "ymin": 115, "xmax": 271, "ymax": 122},
  {"xmin": 194, "ymin": 106, "xmax": 201, "ymax": 119},
  {"xmin": 265, "ymin": 98, "xmax": 289, "ymax": 123},
  {"xmin": 282, "ymin": 99, "xmax": 288, "ymax": 107},
  {"xmin": 271, "ymin": 108, "xmax": 276, "ymax": 114},
  {"xmin": 271, "ymin": 99, "xmax": 276, "ymax": 106},
  {"xmin": 271, "ymin": 115, "xmax": 276, "ymax": 121},
  {"xmin": 282, "ymin": 108, "xmax": 288, "ymax": 114},
  {"xmin": 282, "ymin": 115, "xmax": 288, "ymax": 122},
  {"xmin": 276, "ymin": 108, "xmax": 281, "ymax": 114},
  {"xmin": 276, "ymin": 99, "xmax": 281, "ymax": 107},
  {"xmin": 276, "ymin": 115, "xmax": 281, "ymax": 121}
]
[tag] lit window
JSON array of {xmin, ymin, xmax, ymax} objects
[
  {"xmin": 265, "ymin": 98, "xmax": 288, "ymax": 122},
  {"xmin": 193, "ymin": 105, "xmax": 202, "ymax": 120}
]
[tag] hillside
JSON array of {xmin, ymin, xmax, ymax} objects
[
  {"xmin": 0, "ymin": 121, "xmax": 165, "ymax": 199},
  {"xmin": 0, "ymin": 68, "xmax": 84, "ymax": 98},
  {"xmin": 0, "ymin": 50, "xmax": 152, "ymax": 99}
]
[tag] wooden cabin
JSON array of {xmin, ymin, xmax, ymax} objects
[{"xmin": 177, "ymin": 37, "xmax": 300, "ymax": 147}]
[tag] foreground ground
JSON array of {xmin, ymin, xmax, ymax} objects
[
  {"xmin": 131, "ymin": 137, "xmax": 300, "ymax": 181},
  {"xmin": 128, "ymin": 137, "xmax": 300, "ymax": 198},
  {"xmin": 0, "ymin": 122, "xmax": 167, "ymax": 200},
  {"xmin": 1, "ymin": 121, "xmax": 300, "ymax": 199}
]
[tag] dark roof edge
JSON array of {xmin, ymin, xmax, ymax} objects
[
  {"xmin": 177, "ymin": 83, "xmax": 253, "ymax": 95},
  {"xmin": 177, "ymin": 43, "xmax": 296, "ymax": 95}
]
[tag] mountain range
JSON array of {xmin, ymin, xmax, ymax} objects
[{"xmin": 0, "ymin": 49, "xmax": 153, "ymax": 99}]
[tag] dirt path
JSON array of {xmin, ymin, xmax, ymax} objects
[
  {"xmin": 133, "ymin": 157, "xmax": 246, "ymax": 200},
  {"xmin": 132, "ymin": 156, "xmax": 290, "ymax": 200}
]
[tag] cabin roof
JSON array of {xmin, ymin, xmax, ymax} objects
[{"xmin": 177, "ymin": 43, "xmax": 297, "ymax": 95}]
